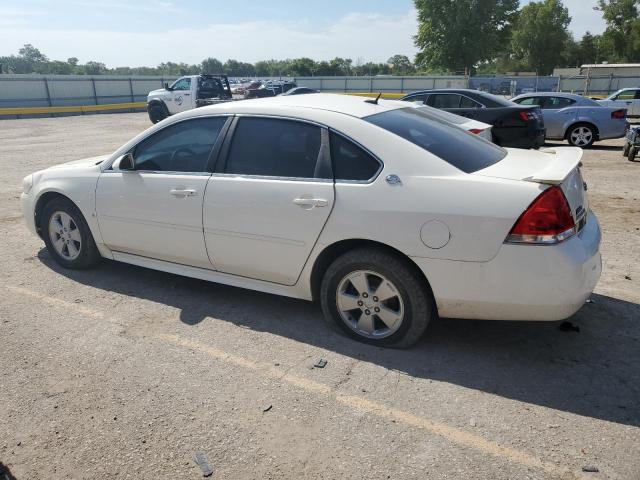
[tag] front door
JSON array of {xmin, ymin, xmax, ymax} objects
[
  {"xmin": 167, "ymin": 77, "xmax": 193, "ymax": 114},
  {"xmin": 203, "ymin": 116, "xmax": 334, "ymax": 285},
  {"xmin": 540, "ymin": 96, "xmax": 577, "ymax": 139},
  {"xmin": 96, "ymin": 116, "xmax": 229, "ymax": 268}
]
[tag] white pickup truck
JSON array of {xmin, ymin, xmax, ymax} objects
[{"xmin": 146, "ymin": 74, "xmax": 233, "ymax": 123}]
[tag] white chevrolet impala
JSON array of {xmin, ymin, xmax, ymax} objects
[{"xmin": 21, "ymin": 94, "xmax": 602, "ymax": 348}]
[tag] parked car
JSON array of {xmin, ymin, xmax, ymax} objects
[
  {"xmin": 280, "ymin": 87, "xmax": 320, "ymax": 96},
  {"xmin": 597, "ymin": 88, "xmax": 640, "ymax": 117},
  {"xmin": 400, "ymin": 89, "xmax": 546, "ymax": 149},
  {"xmin": 147, "ymin": 74, "xmax": 232, "ymax": 123},
  {"xmin": 512, "ymin": 92, "xmax": 629, "ymax": 148},
  {"xmin": 245, "ymin": 81, "xmax": 297, "ymax": 98},
  {"xmin": 21, "ymin": 94, "xmax": 601, "ymax": 348}
]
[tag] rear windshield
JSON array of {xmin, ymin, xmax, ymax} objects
[
  {"xmin": 416, "ymin": 106, "xmax": 467, "ymax": 124},
  {"xmin": 365, "ymin": 107, "xmax": 507, "ymax": 173}
]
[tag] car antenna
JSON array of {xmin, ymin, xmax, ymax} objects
[{"xmin": 365, "ymin": 92, "xmax": 383, "ymax": 105}]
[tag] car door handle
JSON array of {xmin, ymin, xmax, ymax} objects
[
  {"xmin": 170, "ymin": 188, "xmax": 197, "ymax": 197},
  {"xmin": 293, "ymin": 197, "xmax": 328, "ymax": 207},
  {"xmin": 183, "ymin": 93, "xmax": 191, "ymax": 96}
]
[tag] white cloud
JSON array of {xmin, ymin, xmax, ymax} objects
[{"xmin": 0, "ymin": 10, "xmax": 418, "ymax": 66}]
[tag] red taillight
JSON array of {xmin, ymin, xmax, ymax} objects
[
  {"xmin": 469, "ymin": 128, "xmax": 485, "ymax": 135},
  {"xmin": 518, "ymin": 110, "xmax": 538, "ymax": 122},
  {"xmin": 505, "ymin": 186, "xmax": 576, "ymax": 245},
  {"xmin": 611, "ymin": 109, "xmax": 626, "ymax": 119}
]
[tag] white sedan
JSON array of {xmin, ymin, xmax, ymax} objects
[{"xmin": 21, "ymin": 94, "xmax": 602, "ymax": 348}]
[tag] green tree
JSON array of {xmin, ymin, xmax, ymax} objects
[
  {"xmin": 596, "ymin": 0, "xmax": 640, "ymax": 62},
  {"xmin": 387, "ymin": 54, "xmax": 414, "ymax": 74},
  {"xmin": 83, "ymin": 61, "xmax": 107, "ymax": 75},
  {"xmin": 414, "ymin": 0, "xmax": 519, "ymax": 73},
  {"xmin": 201, "ymin": 57, "xmax": 223, "ymax": 74},
  {"xmin": 511, "ymin": 0, "xmax": 571, "ymax": 74}
]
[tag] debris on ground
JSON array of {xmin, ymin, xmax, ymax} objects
[
  {"xmin": 469, "ymin": 419, "xmax": 477, "ymax": 427},
  {"xmin": 262, "ymin": 404, "xmax": 272, "ymax": 413},
  {"xmin": 194, "ymin": 451, "xmax": 214, "ymax": 477},
  {"xmin": 313, "ymin": 358, "xmax": 328, "ymax": 369},
  {"xmin": 559, "ymin": 321, "xmax": 580, "ymax": 333},
  {"xmin": 585, "ymin": 298, "xmax": 595, "ymax": 304},
  {"xmin": 582, "ymin": 465, "xmax": 599, "ymax": 473}
]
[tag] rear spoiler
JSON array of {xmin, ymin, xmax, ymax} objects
[{"xmin": 522, "ymin": 147, "xmax": 583, "ymax": 185}]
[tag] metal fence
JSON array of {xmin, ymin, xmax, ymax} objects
[
  {"xmin": 2, "ymin": 73, "xmax": 639, "ymax": 118},
  {"xmin": 0, "ymin": 74, "xmax": 178, "ymax": 108}
]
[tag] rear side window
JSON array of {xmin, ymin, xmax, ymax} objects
[
  {"xmin": 225, "ymin": 117, "xmax": 322, "ymax": 178},
  {"xmin": 365, "ymin": 108, "xmax": 507, "ymax": 174},
  {"xmin": 330, "ymin": 133, "xmax": 381, "ymax": 181},
  {"xmin": 134, "ymin": 117, "xmax": 227, "ymax": 172},
  {"xmin": 430, "ymin": 94, "xmax": 461, "ymax": 109},
  {"xmin": 460, "ymin": 96, "xmax": 482, "ymax": 108},
  {"xmin": 514, "ymin": 97, "xmax": 541, "ymax": 106},
  {"xmin": 543, "ymin": 97, "xmax": 576, "ymax": 109}
]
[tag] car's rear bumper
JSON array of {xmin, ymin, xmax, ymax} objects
[
  {"xmin": 412, "ymin": 211, "xmax": 602, "ymax": 321},
  {"xmin": 495, "ymin": 126, "xmax": 546, "ymax": 149},
  {"xmin": 598, "ymin": 120, "xmax": 630, "ymax": 140}
]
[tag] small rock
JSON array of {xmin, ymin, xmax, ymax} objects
[
  {"xmin": 469, "ymin": 419, "xmax": 477, "ymax": 427},
  {"xmin": 582, "ymin": 466, "xmax": 599, "ymax": 473},
  {"xmin": 624, "ymin": 275, "xmax": 632, "ymax": 280}
]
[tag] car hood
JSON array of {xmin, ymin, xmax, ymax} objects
[
  {"xmin": 48, "ymin": 154, "xmax": 111, "ymax": 170},
  {"xmin": 148, "ymin": 88, "xmax": 168, "ymax": 96}
]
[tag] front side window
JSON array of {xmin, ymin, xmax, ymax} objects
[
  {"xmin": 225, "ymin": 118, "xmax": 322, "ymax": 179},
  {"xmin": 615, "ymin": 91, "xmax": 635, "ymax": 101},
  {"xmin": 133, "ymin": 117, "xmax": 227, "ymax": 172},
  {"xmin": 365, "ymin": 107, "xmax": 507, "ymax": 174},
  {"xmin": 171, "ymin": 78, "xmax": 191, "ymax": 91},
  {"xmin": 330, "ymin": 133, "xmax": 381, "ymax": 181},
  {"xmin": 430, "ymin": 94, "xmax": 462, "ymax": 109},
  {"xmin": 514, "ymin": 97, "xmax": 541, "ymax": 106}
]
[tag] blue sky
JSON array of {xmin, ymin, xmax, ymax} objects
[{"xmin": 0, "ymin": 0, "xmax": 606, "ymax": 67}]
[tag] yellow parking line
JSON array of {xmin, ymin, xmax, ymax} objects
[
  {"xmin": 6, "ymin": 284, "xmax": 583, "ymax": 478},
  {"xmin": 0, "ymin": 102, "xmax": 147, "ymax": 116}
]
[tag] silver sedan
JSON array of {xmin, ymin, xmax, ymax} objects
[{"xmin": 512, "ymin": 92, "xmax": 629, "ymax": 148}]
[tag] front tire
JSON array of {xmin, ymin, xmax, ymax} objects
[
  {"xmin": 42, "ymin": 198, "xmax": 101, "ymax": 269},
  {"xmin": 629, "ymin": 146, "xmax": 638, "ymax": 162},
  {"xmin": 147, "ymin": 102, "xmax": 168, "ymax": 124},
  {"xmin": 622, "ymin": 141, "xmax": 630, "ymax": 157},
  {"xmin": 320, "ymin": 248, "xmax": 434, "ymax": 348},
  {"xmin": 567, "ymin": 124, "xmax": 596, "ymax": 148}
]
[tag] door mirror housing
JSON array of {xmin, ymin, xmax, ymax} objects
[
  {"xmin": 164, "ymin": 82, "xmax": 170, "ymax": 90},
  {"xmin": 117, "ymin": 153, "xmax": 135, "ymax": 171}
]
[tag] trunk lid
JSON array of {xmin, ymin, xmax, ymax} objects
[{"xmin": 475, "ymin": 147, "xmax": 588, "ymax": 227}]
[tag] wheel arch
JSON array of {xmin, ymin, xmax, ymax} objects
[
  {"xmin": 34, "ymin": 191, "xmax": 81, "ymax": 240},
  {"xmin": 309, "ymin": 238, "xmax": 436, "ymax": 306}
]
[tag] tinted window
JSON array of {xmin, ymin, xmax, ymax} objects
[
  {"xmin": 134, "ymin": 117, "xmax": 226, "ymax": 172},
  {"xmin": 171, "ymin": 78, "xmax": 191, "ymax": 91},
  {"xmin": 460, "ymin": 96, "xmax": 482, "ymax": 108},
  {"xmin": 226, "ymin": 118, "xmax": 322, "ymax": 178},
  {"xmin": 330, "ymin": 133, "xmax": 381, "ymax": 181},
  {"xmin": 366, "ymin": 108, "xmax": 507, "ymax": 174},
  {"xmin": 616, "ymin": 91, "xmax": 635, "ymax": 100},
  {"xmin": 405, "ymin": 94, "xmax": 428, "ymax": 105},
  {"xmin": 431, "ymin": 94, "xmax": 461, "ymax": 109},
  {"xmin": 543, "ymin": 97, "xmax": 576, "ymax": 109},
  {"xmin": 514, "ymin": 97, "xmax": 541, "ymax": 106}
]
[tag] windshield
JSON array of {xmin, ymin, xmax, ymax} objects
[{"xmin": 365, "ymin": 107, "xmax": 507, "ymax": 174}]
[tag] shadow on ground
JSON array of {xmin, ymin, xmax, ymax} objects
[{"xmin": 38, "ymin": 249, "xmax": 640, "ymax": 428}]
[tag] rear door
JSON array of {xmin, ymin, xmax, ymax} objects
[
  {"xmin": 540, "ymin": 96, "xmax": 577, "ymax": 139},
  {"xmin": 203, "ymin": 116, "xmax": 334, "ymax": 285}
]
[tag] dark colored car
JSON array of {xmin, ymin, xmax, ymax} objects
[
  {"xmin": 279, "ymin": 86, "xmax": 319, "ymax": 96},
  {"xmin": 245, "ymin": 81, "xmax": 298, "ymax": 99},
  {"xmin": 401, "ymin": 89, "xmax": 546, "ymax": 149}
]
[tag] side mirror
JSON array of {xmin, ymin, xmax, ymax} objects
[
  {"xmin": 164, "ymin": 82, "xmax": 170, "ymax": 90},
  {"xmin": 117, "ymin": 153, "xmax": 135, "ymax": 171}
]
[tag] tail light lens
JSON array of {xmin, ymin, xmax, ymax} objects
[
  {"xmin": 611, "ymin": 109, "xmax": 626, "ymax": 119},
  {"xmin": 468, "ymin": 128, "xmax": 485, "ymax": 135},
  {"xmin": 518, "ymin": 110, "xmax": 538, "ymax": 122},
  {"xmin": 505, "ymin": 186, "xmax": 576, "ymax": 245}
]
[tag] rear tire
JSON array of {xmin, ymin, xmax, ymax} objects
[
  {"xmin": 147, "ymin": 102, "xmax": 168, "ymax": 124},
  {"xmin": 320, "ymin": 248, "xmax": 434, "ymax": 348},
  {"xmin": 629, "ymin": 146, "xmax": 638, "ymax": 162},
  {"xmin": 622, "ymin": 142, "xmax": 630, "ymax": 157},
  {"xmin": 567, "ymin": 123, "xmax": 596, "ymax": 148},
  {"xmin": 42, "ymin": 198, "xmax": 101, "ymax": 270}
]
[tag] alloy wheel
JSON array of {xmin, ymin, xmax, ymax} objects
[
  {"xmin": 48, "ymin": 211, "xmax": 82, "ymax": 260},
  {"xmin": 570, "ymin": 126, "xmax": 593, "ymax": 147},
  {"xmin": 336, "ymin": 270, "xmax": 405, "ymax": 339}
]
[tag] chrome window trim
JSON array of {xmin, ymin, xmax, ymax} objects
[
  {"xmin": 103, "ymin": 169, "xmax": 212, "ymax": 176},
  {"xmin": 210, "ymin": 172, "xmax": 333, "ymax": 183}
]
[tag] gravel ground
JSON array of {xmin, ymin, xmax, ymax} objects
[{"xmin": 0, "ymin": 112, "xmax": 639, "ymax": 480}]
